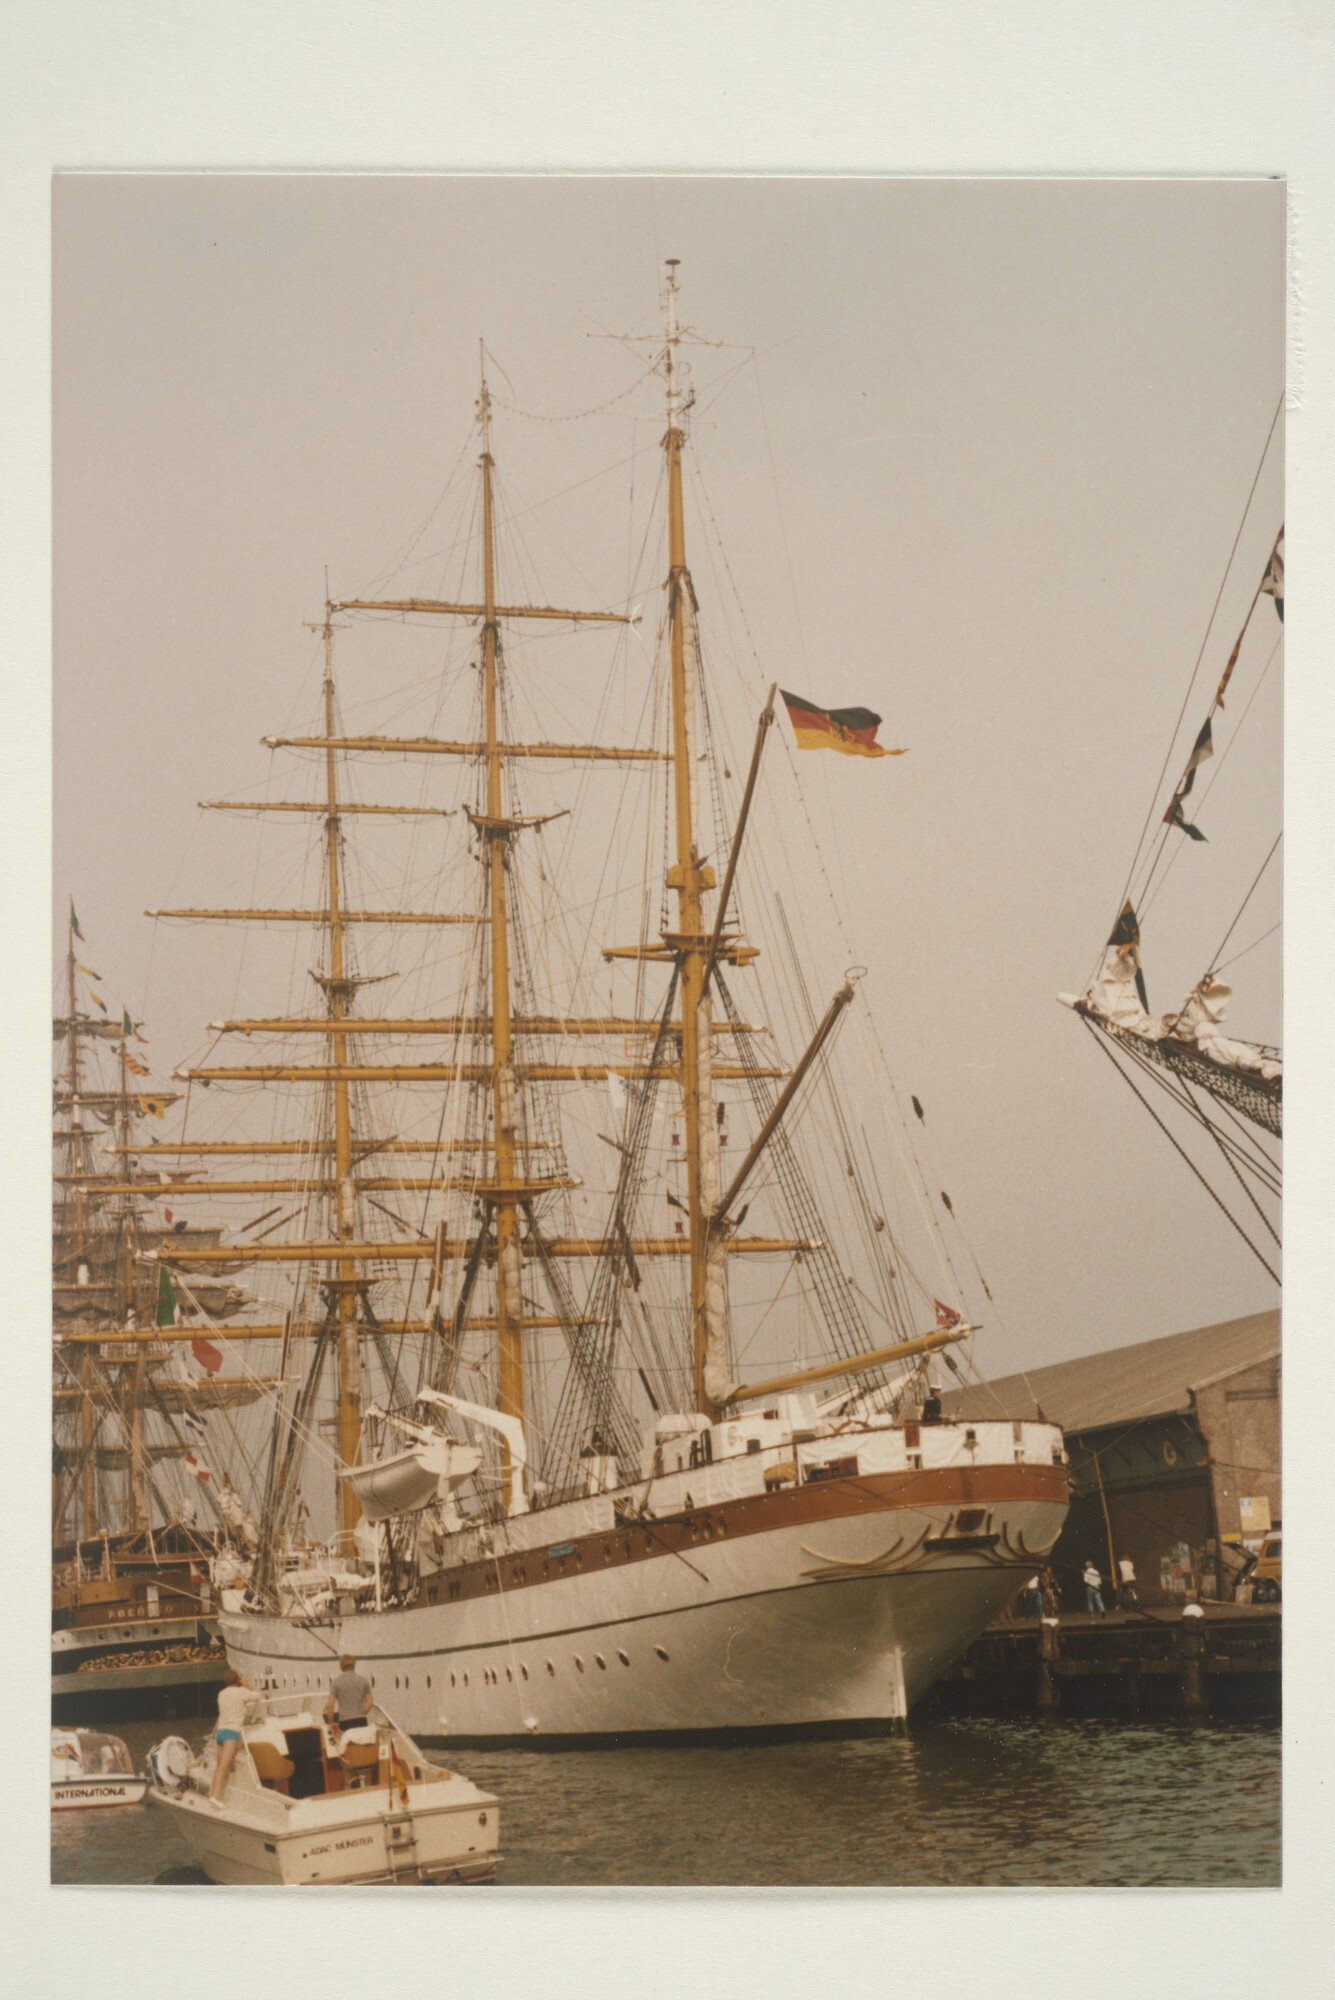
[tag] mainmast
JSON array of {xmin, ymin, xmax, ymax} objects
[
  {"xmin": 318, "ymin": 616, "xmax": 365, "ymax": 1551},
  {"xmin": 477, "ymin": 371, "xmax": 524, "ymax": 1510},
  {"xmin": 659, "ymin": 262, "xmax": 728, "ymax": 1419}
]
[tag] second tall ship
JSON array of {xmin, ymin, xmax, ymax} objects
[{"xmin": 143, "ymin": 267, "xmax": 1068, "ymax": 1742}]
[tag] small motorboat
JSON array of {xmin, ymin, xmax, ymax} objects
[
  {"xmin": 146, "ymin": 1690, "xmax": 498, "ymax": 1885},
  {"xmin": 51, "ymin": 1728, "xmax": 148, "ymax": 1809}
]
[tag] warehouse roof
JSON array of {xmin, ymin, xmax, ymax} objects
[{"xmin": 939, "ymin": 1308, "xmax": 1280, "ymax": 1433}]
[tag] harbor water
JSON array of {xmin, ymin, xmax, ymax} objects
[{"xmin": 52, "ymin": 1714, "xmax": 1279, "ymax": 1887}]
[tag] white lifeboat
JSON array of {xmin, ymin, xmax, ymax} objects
[{"xmin": 340, "ymin": 1409, "xmax": 482, "ymax": 1523}]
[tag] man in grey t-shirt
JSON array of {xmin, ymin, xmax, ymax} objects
[{"xmin": 325, "ymin": 1653, "xmax": 373, "ymax": 1736}]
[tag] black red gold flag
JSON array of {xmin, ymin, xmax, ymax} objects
[{"xmin": 779, "ymin": 691, "xmax": 906, "ymax": 758}]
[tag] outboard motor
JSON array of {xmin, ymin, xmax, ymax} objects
[{"xmin": 148, "ymin": 1736, "xmax": 194, "ymax": 1793}]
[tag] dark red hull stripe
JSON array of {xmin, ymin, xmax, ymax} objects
[{"xmin": 413, "ymin": 1464, "xmax": 1068, "ymax": 1611}]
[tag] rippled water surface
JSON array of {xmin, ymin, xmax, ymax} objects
[{"xmin": 52, "ymin": 1715, "xmax": 1279, "ymax": 1888}]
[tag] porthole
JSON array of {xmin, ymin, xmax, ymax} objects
[
  {"xmin": 394, "ymin": 1676, "xmax": 400, "ymax": 1689},
  {"xmin": 702, "ymin": 1519, "xmax": 713, "ymax": 1538},
  {"xmin": 655, "ymin": 1646, "xmax": 669, "ymax": 1662},
  {"xmin": 595, "ymin": 1654, "xmax": 607, "ymax": 1670},
  {"xmin": 574, "ymin": 1655, "xmax": 585, "ymax": 1673},
  {"xmin": 543, "ymin": 1561, "xmax": 551, "ymax": 1579},
  {"xmin": 624, "ymin": 1538, "xmax": 633, "ymax": 1558},
  {"xmin": 617, "ymin": 1650, "xmax": 630, "ymax": 1667},
  {"xmin": 426, "ymin": 1675, "xmax": 432, "ymax": 1689},
  {"xmin": 716, "ymin": 1518, "xmax": 727, "ymax": 1536},
  {"xmin": 505, "ymin": 1667, "xmax": 513, "ymax": 1683},
  {"xmin": 450, "ymin": 1672, "xmax": 456, "ymax": 1688},
  {"xmin": 405, "ymin": 1676, "xmax": 410, "ymax": 1689},
  {"xmin": 546, "ymin": 1661, "xmax": 555, "ymax": 1677},
  {"xmin": 462, "ymin": 1673, "xmax": 469, "ymax": 1688},
  {"xmin": 602, "ymin": 1545, "xmax": 612, "ymax": 1564},
  {"xmin": 520, "ymin": 1664, "xmax": 529, "ymax": 1681}
]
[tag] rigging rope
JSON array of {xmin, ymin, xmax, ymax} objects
[
  {"xmin": 1207, "ymin": 831, "xmax": 1283, "ymax": 976},
  {"xmin": 1102, "ymin": 391, "xmax": 1283, "ymax": 974},
  {"xmin": 1082, "ymin": 1020, "xmax": 1279, "ymax": 1285}
]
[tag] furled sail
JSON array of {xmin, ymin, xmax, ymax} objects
[{"xmin": 1064, "ymin": 956, "xmax": 1281, "ymax": 1137}]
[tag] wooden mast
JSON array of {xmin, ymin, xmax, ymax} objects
[
  {"xmin": 318, "ymin": 614, "xmax": 365, "ymax": 1553},
  {"xmin": 477, "ymin": 367, "xmax": 525, "ymax": 1512},
  {"xmin": 62, "ymin": 915, "xmax": 98, "ymax": 1543},
  {"xmin": 117, "ymin": 1035, "xmax": 150, "ymax": 1534},
  {"xmin": 660, "ymin": 261, "xmax": 724, "ymax": 1419}
]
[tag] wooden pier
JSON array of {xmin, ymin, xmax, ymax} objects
[{"xmin": 920, "ymin": 1603, "xmax": 1280, "ymax": 1721}]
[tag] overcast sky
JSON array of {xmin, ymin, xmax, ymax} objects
[{"xmin": 53, "ymin": 174, "xmax": 1283, "ymax": 1374}]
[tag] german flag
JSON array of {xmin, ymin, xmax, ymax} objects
[{"xmin": 780, "ymin": 690, "xmax": 906, "ymax": 759}]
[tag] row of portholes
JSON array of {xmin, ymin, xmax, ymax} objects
[
  {"xmin": 267, "ymin": 1644, "xmax": 674, "ymax": 1699},
  {"xmin": 447, "ymin": 1646, "xmax": 669, "ymax": 1690},
  {"xmin": 265, "ymin": 1668, "xmax": 435, "ymax": 1694}
]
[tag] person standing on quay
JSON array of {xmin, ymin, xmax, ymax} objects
[
  {"xmin": 1041, "ymin": 1565, "xmax": 1060, "ymax": 1616},
  {"xmin": 1024, "ymin": 1575, "xmax": 1044, "ymax": 1618},
  {"xmin": 1118, "ymin": 1555, "xmax": 1139, "ymax": 1610},
  {"xmin": 1083, "ymin": 1561, "xmax": 1106, "ymax": 1616}
]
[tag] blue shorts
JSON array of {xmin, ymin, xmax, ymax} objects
[{"xmin": 216, "ymin": 1727, "xmax": 241, "ymax": 1743}]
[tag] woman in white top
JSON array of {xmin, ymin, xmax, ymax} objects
[{"xmin": 209, "ymin": 1667, "xmax": 253, "ymax": 1803}]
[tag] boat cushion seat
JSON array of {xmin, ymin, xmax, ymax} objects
[
  {"xmin": 339, "ymin": 1738, "xmax": 383, "ymax": 1788},
  {"xmin": 248, "ymin": 1739, "xmax": 295, "ymax": 1788}
]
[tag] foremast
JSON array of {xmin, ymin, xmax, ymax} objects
[
  {"xmin": 150, "ymin": 361, "xmax": 642, "ymax": 1541},
  {"xmin": 317, "ymin": 615, "xmax": 365, "ymax": 1550}
]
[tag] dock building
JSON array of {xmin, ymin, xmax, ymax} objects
[{"xmin": 941, "ymin": 1309, "xmax": 1280, "ymax": 1607}]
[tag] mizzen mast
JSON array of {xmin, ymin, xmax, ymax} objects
[{"xmin": 660, "ymin": 260, "xmax": 729, "ymax": 1419}]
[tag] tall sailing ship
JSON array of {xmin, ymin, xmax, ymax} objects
[
  {"xmin": 146, "ymin": 267, "xmax": 1068, "ymax": 1741},
  {"xmin": 52, "ymin": 909, "xmax": 258, "ymax": 1716},
  {"xmin": 1059, "ymin": 504, "xmax": 1282, "ymax": 1289}
]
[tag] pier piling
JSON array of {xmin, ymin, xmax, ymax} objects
[{"xmin": 1037, "ymin": 1616, "xmax": 1061, "ymax": 1712}]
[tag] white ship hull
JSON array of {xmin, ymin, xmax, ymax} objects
[{"xmin": 223, "ymin": 1426, "xmax": 1068, "ymax": 1743}]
